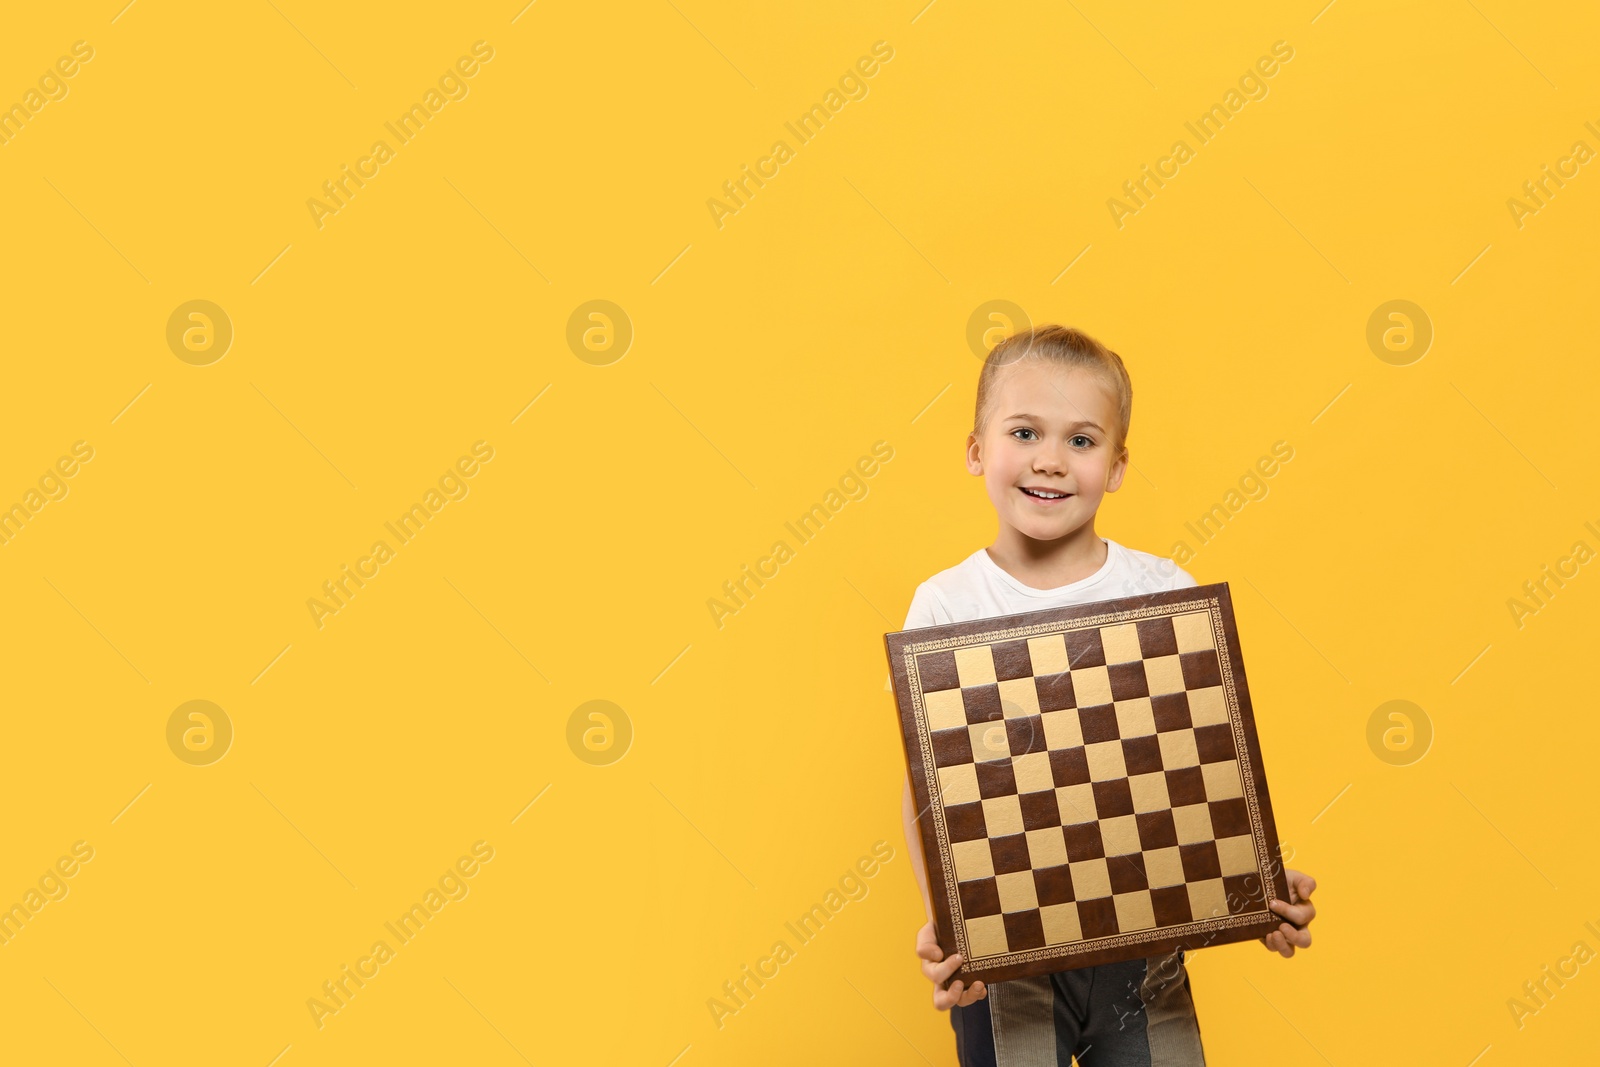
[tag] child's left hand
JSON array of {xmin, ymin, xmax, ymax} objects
[{"xmin": 1260, "ymin": 868, "xmax": 1316, "ymax": 957}]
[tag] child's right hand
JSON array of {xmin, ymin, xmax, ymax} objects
[{"xmin": 916, "ymin": 921, "xmax": 988, "ymax": 1009}]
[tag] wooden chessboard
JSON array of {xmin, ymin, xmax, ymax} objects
[{"xmin": 885, "ymin": 582, "xmax": 1289, "ymax": 983}]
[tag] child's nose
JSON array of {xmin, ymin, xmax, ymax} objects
[{"xmin": 1035, "ymin": 447, "xmax": 1068, "ymax": 471}]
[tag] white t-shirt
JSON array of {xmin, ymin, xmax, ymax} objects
[{"xmin": 901, "ymin": 537, "xmax": 1198, "ymax": 631}]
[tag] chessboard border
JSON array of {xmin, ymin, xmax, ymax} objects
[{"xmin": 884, "ymin": 582, "xmax": 1291, "ymax": 984}]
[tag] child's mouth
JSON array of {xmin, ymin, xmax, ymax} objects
[{"xmin": 1019, "ymin": 487, "xmax": 1071, "ymax": 502}]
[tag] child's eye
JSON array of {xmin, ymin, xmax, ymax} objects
[
  {"xmin": 1071, "ymin": 434, "xmax": 1093, "ymax": 448},
  {"xmin": 1012, "ymin": 428, "xmax": 1037, "ymax": 441}
]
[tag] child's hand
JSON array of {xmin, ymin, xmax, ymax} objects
[
  {"xmin": 1260, "ymin": 868, "xmax": 1317, "ymax": 957},
  {"xmin": 916, "ymin": 921, "xmax": 988, "ymax": 1009}
]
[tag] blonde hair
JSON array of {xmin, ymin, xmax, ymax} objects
[{"xmin": 974, "ymin": 324, "xmax": 1134, "ymax": 456}]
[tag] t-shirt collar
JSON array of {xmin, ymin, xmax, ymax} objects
[{"xmin": 975, "ymin": 538, "xmax": 1118, "ymax": 597}]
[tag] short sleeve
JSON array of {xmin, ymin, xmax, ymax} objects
[
  {"xmin": 901, "ymin": 582, "xmax": 948, "ymax": 630},
  {"xmin": 1168, "ymin": 562, "xmax": 1199, "ymax": 590}
]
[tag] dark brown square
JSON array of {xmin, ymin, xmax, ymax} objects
[
  {"xmin": 959, "ymin": 877, "xmax": 1001, "ymax": 917},
  {"xmin": 1150, "ymin": 885, "xmax": 1192, "ymax": 926},
  {"xmin": 976, "ymin": 761, "xmax": 1017, "ymax": 799},
  {"xmin": 991, "ymin": 639, "xmax": 1035, "ymax": 681},
  {"xmin": 1064, "ymin": 823, "xmax": 1104, "ymax": 862},
  {"xmin": 1035, "ymin": 672, "xmax": 1076, "ymax": 712},
  {"xmin": 1195, "ymin": 723, "xmax": 1237, "ymax": 764},
  {"xmin": 1180, "ymin": 649, "xmax": 1222, "ymax": 690},
  {"xmin": 1166, "ymin": 766, "xmax": 1207, "ymax": 806},
  {"xmin": 1209, "ymin": 798, "xmax": 1250, "ymax": 838},
  {"xmin": 1107, "ymin": 853, "xmax": 1148, "ymax": 894},
  {"xmin": 1051, "ymin": 747, "xmax": 1090, "ymax": 787},
  {"xmin": 1003, "ymin": 910, "xmax": 1046, "ymax": 950},
  {"xmin": 991, "ymin": 834, "xmax": 1032, "ymax": 874},
  {"xmin": 1135, "ymin": 810, "xmax": 1178, "ymax": 850},
  {"xmin": 1008, "ymin": 715, "xmax": 1048, "ymax": 756},
  {"xmin": 1034, "ymin": 864, "xmax": 1075, "ymax": 906},
  {"xmin": 1077, "ymin": 897, "xmax": 1118, "ymax": 937},
  {"xmin": 962, "ymin": 684, "xmax": 1003, "ymax": 725},
  {"xmin": 1065, "ymin": 628, "xmax": 1106, "ymax": 669},
  {"xmin": 1135, "ymin": 617, "xmax": 1179, "ymax": 658},
  {"xmin": 916, "ymin": 650, "xmax": 960, "ymax": 692},
  {"xmin": 945, "ymin": 803, "xmax": 987, "ymax": 842},
  {"xmin": 931, "ymin": 727, "xmax": 974, "ymax": 766},
  {"xmin": 1179, "ymin": 841, "xmax": 1222, "ymax": 882},
  {"xmin": 1092, "ymin": 779, "xmax": 1134, "ymax": 818},
  {"xmin": 1107, "ymin": 661, "xmax": 1150, "ymax": 701},
  {"xmin": 1020, "ymin": 791, "xmax": 1063, "ymax": 830},
  {"xmin": 1151, "ymin": 692, "xmax": 1192, "ymax": 732},
  {"xmin": 1080, "ymin": 704, "xmax": 1120, "ymax": 744},
  {"xmin": 1224, "ymin": 872, "xmax": 1267, "ymax": 914},
  {"xmin": 1122, "ymin": 734, "xmax": 1164, "ymax": 776}
]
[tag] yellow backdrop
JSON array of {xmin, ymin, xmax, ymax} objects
[{"xmin": 1, "ymin": 1, "xmax": 1595, "ymax": 1064}]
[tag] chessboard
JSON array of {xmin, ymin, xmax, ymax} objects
[{"xmin": 884, "ymin": 582, "xmax": 1289, "ymax": 983}]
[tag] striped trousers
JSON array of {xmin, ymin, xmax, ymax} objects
[{"xmin": 950, "ymin": 951, "xmax": 1206, "ymax": 1067}]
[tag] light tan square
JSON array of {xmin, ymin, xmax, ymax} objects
[
  {"xmin": 925, "ymin": 688, "xmax": 968, "ymax": 732},
  {"xmin": 1217, "ymin": 835, "xmax": 1258, "ymax": 878},
  {"xmin": 1013, "ymin": 751, "xmax": 1054, "ymax": 793},
  {"xmin": 1187, "ymin": 877, "xmax": 1227, "ymax": 919},
  {"xmin": 965, "ymin": 914, "xmax": 1008, "ymax": 957},
  {"xmin": 999, "ymin": 678, "xmax": 1040, "ymax": 719},
  {"xmin": 1143, "ymin": 846, "xmax": 1185, "ymax": 888},
  {"xmin": 1071, "ymin": 664, "xmax": 1113, "ymax": 706},
  {"xmin": 951, "ymin": 839, "xmax": 994, "ymax": 881},
  {"xmin": 1026, "ymin": 827, "xmax": 1069, "ymax": 868},
  {"xmin": 968, "ymin": 722, "xmax": 1010, "ymax": 763},
  {"xmin": 1172, "ymin": 803, "xmax": 1214, "ymax": 845},
  {"xmin": 1203, "ymin": 759, "xmax": 1243, "ymax": 801},
  {"xmin": 1128, "ymin": 772, "xmax": 1171, "ymax": 813},
  {"xmin": 1041, "ymin": 709, "xmax": 1083, "ymax": 749},
  {"xmin": 1029, "ymin": 634, "xmax": 1070, "ymax": 676},
  {"xmin": 1173, "ymin": 611, "xmax": 1215, "ymax": 653},
  {"xmin": 1113, "ymin": 891, "xmax": 1157, "ymax": 932},
  {"xmin": 1143, "ymin": 655, "xmax": 1187, "ymax": 696},
  {"xmin": 1100, "ymin": 623, "xmax": 1142, "ymax": 664},
  {"xmin": 996, "ymin": 870, "xmax": 1039, "ymax": 912},
  {"xmin": 1187, "ymin": 686, "xmax": 1228, "ymax": 726},
  {"xmin": 982, "ymin": 795, "xmax": 1024, "ymax": 836},
  {"xmin": 1085, "ymin": 740, "xmax": 1127, "ymax": 781},
  {"xmin": 1040, "ymin": 902, "xmax": 1082, "ymax": 945},
  {"xmin": 1056, "ymin": 783, "xmax": 1096, "ymax": 824},
  {"xmin": 937, "ymin": 764, "xmax": 980, "ymax": 806},
  {"xmin": 1069, "ymin": 857, "xmax": 1111, "ymax": 899},
  {"xmin": 1158, "ymin": 729, "xmax": 1200, "ymax": 769},
  {"xmin": 1114, "ymin": 697, "xmax": 1155, "ymax": 738},
  {"xmin": 1100, "ymin": 814, "xmax": 1140, "ymax": 856},
  {"xmin": 954, "ymin": 645, "xmax": 997, "ymax": 688}
]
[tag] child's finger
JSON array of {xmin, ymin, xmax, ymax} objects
[
  {"xmin": 1280, "ymin": 921, "xmax": 1312, "ymax": 949},
  {"xmin": 1269, "ymin": 897, "xmax": 1315, "ymax": 927},
  {"xmin": 923, "ymin": 952, "xmax": 965, "ymax": 985}
]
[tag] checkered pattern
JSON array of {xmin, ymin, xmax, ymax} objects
[{"xmin": 917, "ymin": 609, "xmax": 1264, "ymax": 960}]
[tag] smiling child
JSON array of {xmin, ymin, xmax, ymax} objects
[{"xmin": 898, "ymin": 325, "xmax": 1318, "ymax": 1065}]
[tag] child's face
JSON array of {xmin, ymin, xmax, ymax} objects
[{"xmin": 965, "ymin": 361, "xmax": 1128, "ymax": 542}]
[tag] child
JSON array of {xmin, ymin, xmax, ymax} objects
[{"xmin": 898, "ymin": 325, "xmax": 1317, "ymax": 1065}]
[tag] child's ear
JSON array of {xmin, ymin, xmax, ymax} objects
[
  {"xmin": 965, "ymin": 432, "xmax": 984, "ymax": 475},
  {"xmin": 1105, "ymin": 448, "xmax": 1129, "ymax": 491}
]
